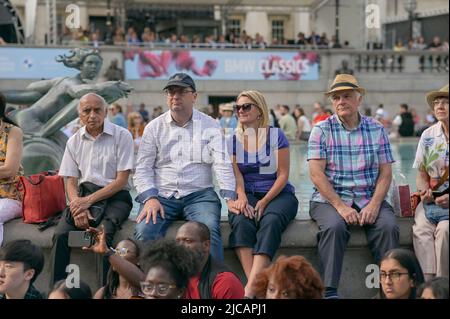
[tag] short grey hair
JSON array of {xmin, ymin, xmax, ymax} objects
[
  {"xmin": 329, "ymin": 89, "xmax": 362, "ymax": 102},
  {"xmin": 78, "ymin": 93, "xmax": 108, "ymax": 113}
]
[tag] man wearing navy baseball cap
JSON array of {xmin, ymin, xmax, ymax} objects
[
  {"xmin": 133, "ymin": 72, "xmax": 237, "ymax": 263},
  {"xmin": 163, "ymin": 73, "xmax": 196, "ymax": 92}
]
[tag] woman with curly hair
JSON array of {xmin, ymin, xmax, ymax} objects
[
  {"xmin": 139, "ymin": 238, "xmax": 200, "ymax": 299},
  {"xmin": 251, "ymin": 255, "xmax": 324, "ymax": 299}
]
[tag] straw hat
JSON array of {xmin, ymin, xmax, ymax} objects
[
  {"xmin": 220, "ymin": 103, "xmax": 234, "ymax": 112},
  {"xmin": 325, "ymin": 74, "xmax": 366, "ymax": 96},
  {"xmin": 426, "ymin": 84, "xmax": 449, "ymax": 109}
]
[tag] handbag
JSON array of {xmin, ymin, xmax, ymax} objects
[
  {"xmin": 412, "ymin": 166, "xmax": 449, "ymax": 217},
  {"xmin": 424, "ymin": 202, "xmax": 449, "ymax": 224},
  {"xmin": 19, "ymin": 171, "xmax": 67, "ymax": 224},
  {"xmin": 388, "ymin": 174, "xmax": 414, "ymax": 217},
  {"xmin": 79, "ymin": 182, "xmax": 107, "ymax": 227}
]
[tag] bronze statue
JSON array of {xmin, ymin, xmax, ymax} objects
[
  {"xmin": 3, "ymin": 48, "xmax": 132, "ymax": 174},
  {"xmin": 334, "ymin": 60, "xmax": 354, "ymax": 76}
]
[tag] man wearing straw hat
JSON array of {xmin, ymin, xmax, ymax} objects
[
  {"xmin": 307, "ymin": 74, "xmax": 399, "ymax": 298},
  {"xmin": 412, "ymin": 84, "xmax": 449, "ymax": 281},
  {"xmin": 219, "ymin": 102, "xmax": 238, "ymax": 136}
]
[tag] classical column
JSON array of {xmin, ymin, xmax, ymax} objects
[
  {"xmin": 292, "ymin": 9, "xmax": 310, "ymax": 38},
  {"xmin": 244, "ymin": 10, "xmax": 269, "ymax": 42}
]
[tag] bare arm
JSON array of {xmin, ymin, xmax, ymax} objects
[
  {"xmin": 106, "ymin": 254, "xmax": 145, "ymax": 288},
  {"xmin": 231, "ymin": 155, "xmax": 246, "ymax": 198},
  {"xmin": 84, "ymin": 170, "xmax": 130, "ymax": 204},
  {"xmin": 230, "ymin": 155, "xmax": 253, "ymax": 216},
  {"xmin": 65, "ymin": 177, "xmax": 80, "ymax": 203},
  {"xmin": 309, "ymin": 159, "xmax": 360, "ymax": 225},
  {"xmin": 359, "ymin": 163, "xmax": 393, "ymax": 225},
  {"xmin": 416, "ymin": 168, "xmax": 434, "ymax": 203},
  {"xmin": 260, "ymin": 148, "xmax": 290, "ymax": 204},
  {"xmin": 83, "ymin": 226, "xmax": 145, "ymax": 288},
  {"xmin": 93, "ymin": 287, "xmax": 105, "ymax": 299},
  {"xmin": 0, "ymin": 126, "xmax": 23, "ymax": 179},
  {"xmin": 416, "ymin": 168, "xmax": 431, "ymax": 192},
  {"xmin": 368, "ymin": 163, "xmax": 392, "ymax": 207}
]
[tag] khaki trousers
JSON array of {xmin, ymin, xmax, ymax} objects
[{"xmin": 413, "ymin": 202, "xmax": 449, "ymax": 277}]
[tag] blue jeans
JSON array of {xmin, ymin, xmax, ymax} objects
[{"xmin": 134, "ymin": 187, "xmax": 223, "ymax": 262}]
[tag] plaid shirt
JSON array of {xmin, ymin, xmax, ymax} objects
[
  {"xmin": 1, "ymin": 284, "xmax": 44, "ymax": 299},
  {"xmin": 307, "ymin": 114, "xmax": 394, "ymax": 208}
]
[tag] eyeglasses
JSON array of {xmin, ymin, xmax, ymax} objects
[
  {"xmin": 234, "ymin": 103, "xmax": 255, "ymax": 112},
  {"xmin": 140, "ymin": 281, "xmax": 177, "ymax": 296},
  {"xmin": 111, "ymin": 247, "xmax": 129, "ymax": 257},
  {"xmin": 164, "ymin": 88, "xmax": 194, "ymax": 97},
  {"xmin": 433, "ymin": 99, "xmax": 449, "ymax": 107},
  {"xmin": 380, "ymin": 272, "xmax": 410, "ymax": 282}
]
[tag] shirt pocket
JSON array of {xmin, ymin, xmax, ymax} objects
[{"xmin": 104, "ymin": 155, "xmax": 118, "ymax": 180}]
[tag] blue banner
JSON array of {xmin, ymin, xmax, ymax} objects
[
  {"xmin": 124, "ymin": 50, "xmax": 319, "ymax": 81},
  {"xmin": 0, "ymin": 48, "xmax": 78, "ymax": 79}
]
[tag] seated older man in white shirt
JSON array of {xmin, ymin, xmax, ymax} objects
[
  {"xmin": 133, "ymin": 73, "xmax": 236, "ymax": 262},
  {"xmin": 50, "ymin": 93, "xmax": 134, "ymax": 285}
]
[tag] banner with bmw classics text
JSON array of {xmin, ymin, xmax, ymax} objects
[
  {"xmin": 0, "ymin": 48, "xmax": 78, "ymax": 79},
  {"xmin": 124, "ymin": 50, "xmax": 319, "ymax": 81}
]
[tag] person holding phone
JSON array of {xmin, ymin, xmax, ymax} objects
[
  {"xmin": 412, "ymin": 84, "xmax": 449, "ymax": 281},
  {"xmin": 226, "ymin": 90, "xmax": 298, "ymax": 298},
  {"xmin": 50, "ymin": 93, "xmax": 134, "ymax": 285}
]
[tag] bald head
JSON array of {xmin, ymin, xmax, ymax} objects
[
  {"xmin": 177, "ymin": 221, "xmax": 210, "ymax": 242},
  {"xmin": 78, "ymin": 92, "xmax": 108, "ymax": 136},
  {"xmin": 78, "ymin": 93, "xmax": 107, "ymax": 113},
  {"xmin": 176, "ymin": 222, "xmax": 210, "ymax": 263}
]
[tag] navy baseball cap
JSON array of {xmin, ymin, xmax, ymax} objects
[{"xmin": 163, "ymin": 73, "xmax": 196, "ymax": 91}]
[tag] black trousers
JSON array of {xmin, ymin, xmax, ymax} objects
[
  {"xmin": 50, "ymin": 189, "xmax": 132, "ymax": 287},
  {"xmin": 228, "ymin": 191, "xmax": 298, "ymax": 260}
]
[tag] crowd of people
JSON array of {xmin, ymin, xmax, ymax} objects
[
  {"xmin": 38, "ymin": 26, "xmax": 445, "ymax": 52},
  {"xmin": 56, "ymin": 26, "xmax": 354, "ymax": 50},
  {"xmin": 0, "ymin": 72, "xmax": 448, "ymax": 300}
]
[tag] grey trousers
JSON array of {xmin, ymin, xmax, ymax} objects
[{"xmin": 309, "ymin": 200, "xmax": 399, "ymax": 288}]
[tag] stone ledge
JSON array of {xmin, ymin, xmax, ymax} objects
[{"xmin": 3, "ymin": 217, "xmax": 414, "ymax": 249}]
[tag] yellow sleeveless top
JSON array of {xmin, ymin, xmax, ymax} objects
[{"xmin": 0, "ymin": 123, "xmax": 24, "ymax": 201}]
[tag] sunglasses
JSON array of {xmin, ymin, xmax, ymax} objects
[{"xmin": 234, "ymin": 103, "xmax": 255, "ymax": 112}]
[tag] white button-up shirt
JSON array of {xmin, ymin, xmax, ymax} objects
[
  {"xmin": 134, "ymin": 109, "xmax": 236, "ymax": 202},
  {"xmin": 59, "ymin": 119, "xmax": 134, "ymax": 190}
]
